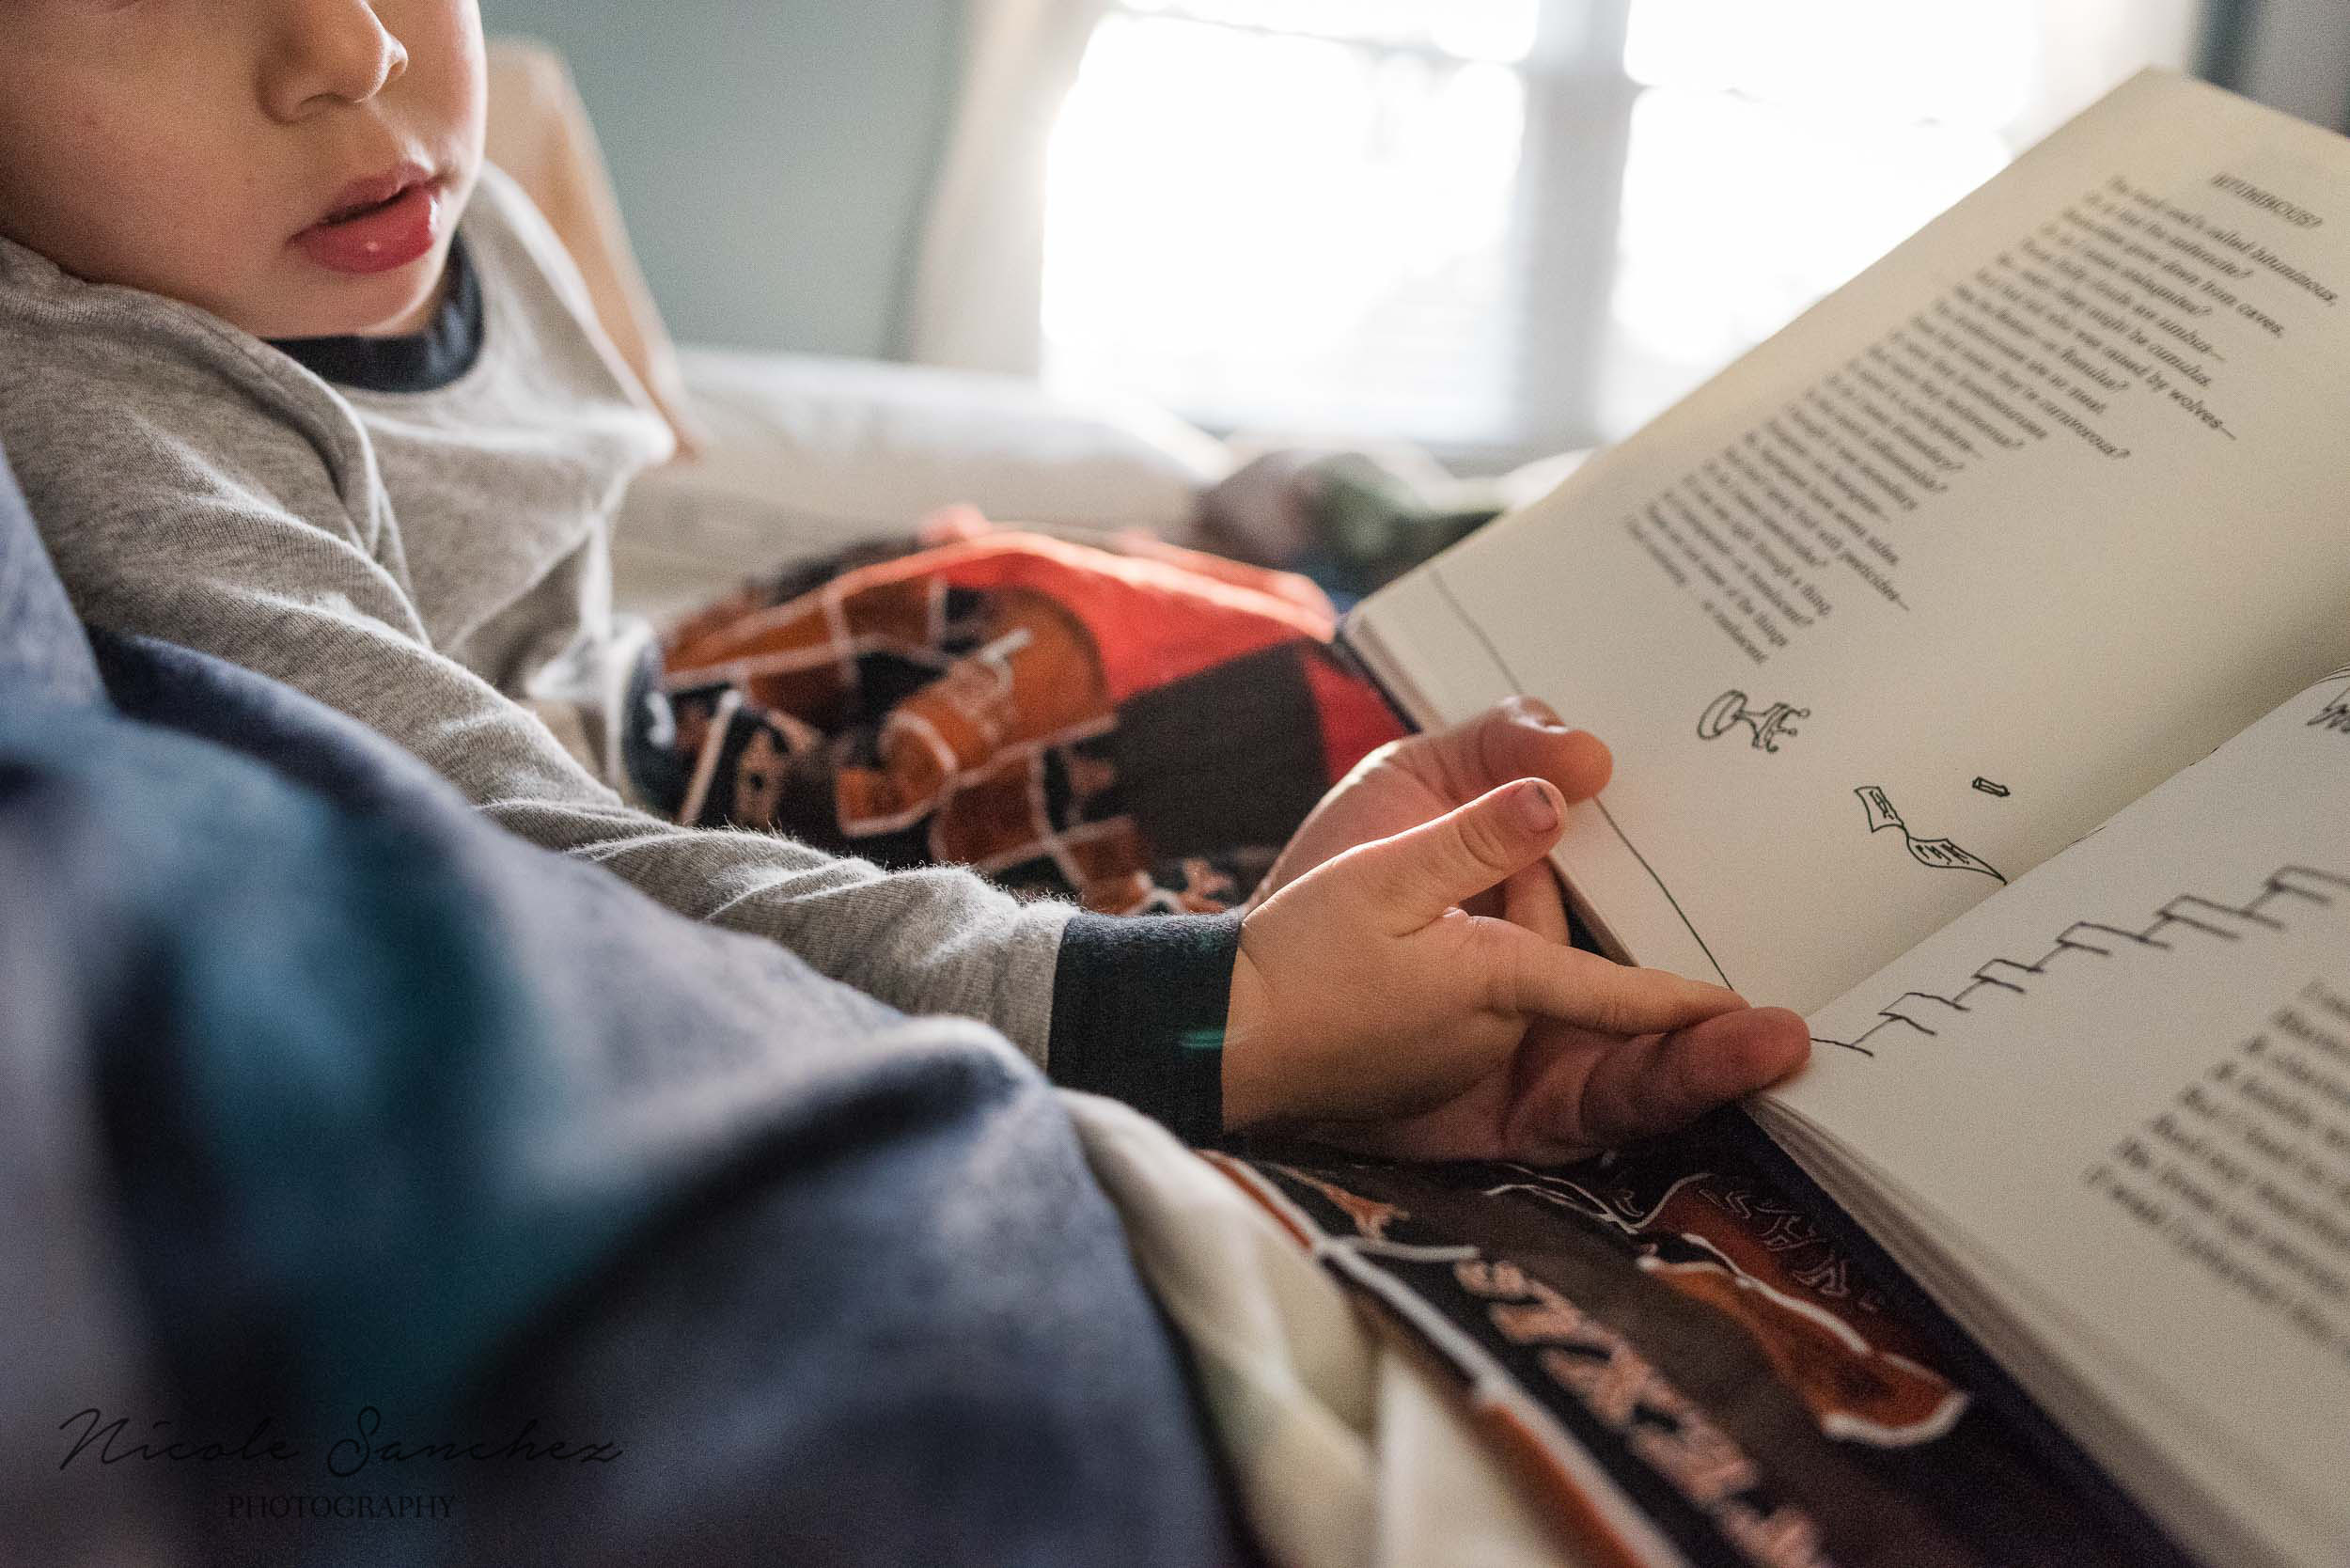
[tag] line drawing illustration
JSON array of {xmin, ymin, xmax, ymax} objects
[
  {"xmin": 1856, "ymin": 786, "xmax": 2006, "ymax": 884},
  {"xmin": 1698, "ymin": 689, "xmax": 1810, "ymax": 752},
  {"xmin": 1813, "ymin": 865, "xmax": 2350, "ymax": 1056},
  {"xmin": 1971, "ymin": 777, "xmax": 2012, "ymax": 798}
]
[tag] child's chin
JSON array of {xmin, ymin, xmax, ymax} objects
[{"xmin": 278, "ymin": 263, "xmax": 448, "ymax": 340}]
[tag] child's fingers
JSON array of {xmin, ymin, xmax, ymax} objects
[
  {"xmin": 1499, "ymin": 860, "xmax": 1571, "ymax": 944},
  {"xmin": 1564, "ymin": 1008, "xmax": 1811, "ymax": 1147},
  {"xmin": 1352, "ymin": 778, "xmax": 1566, "ymax": 932},
  {"xmin": 1405, "ymin": 700, "xmax": 1611, "ymax": 807},
  {"xmin": 1471, "ymin": 698, "xmax": 1612, "ymax": 803},
  {"xmin": 1475, "ymin": 922, "xmax": 1748, "ymax": 1036}
]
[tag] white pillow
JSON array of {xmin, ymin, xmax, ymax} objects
[{"xmin": 611, "ymin": 347, "xmax": 1231, "ymax": 616}]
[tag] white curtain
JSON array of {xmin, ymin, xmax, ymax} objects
[
  {"xmin": 2010, "ymin": 0, "xmax": 2206, "ymax": 144},
  {"xmin": 903, "ymin": 0, "xmax": 1111, "ymax": 375}
]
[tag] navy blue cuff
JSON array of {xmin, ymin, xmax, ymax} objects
[{"xmin": 1047, "ymin": 912, "xmax": 1241, "ymax": 1145}]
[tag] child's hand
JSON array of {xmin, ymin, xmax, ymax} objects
[
  {"xmin": 1280, "ymin": 1007, "xmax": 1811, "ymax": 1165},
  {"xmin": 1250, "ymin": 697, "xmax": 1610, "ymax": 930},
  {"xmin": 1221, "ymin": 776, "xmax": 1810, "ymax": 1144}
]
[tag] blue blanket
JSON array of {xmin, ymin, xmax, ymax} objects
[{"xmin": 0, "ymin": 443, "xmax": 1250, "ymax": 1568}]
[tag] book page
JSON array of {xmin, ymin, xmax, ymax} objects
[
  {"xmin": 1761, "ymin": 667, "xmax": 2350, "ymax": 1559},
  {"xmin": 1349, "ymin": 71, "xmax": 2350, "ymax": 1011}
]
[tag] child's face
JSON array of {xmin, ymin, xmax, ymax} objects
[{"xmin": 0, "ymin": 0, "xmax": 486, "ymax": 339}]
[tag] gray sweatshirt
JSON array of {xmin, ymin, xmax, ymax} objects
[{"xmin": 0, "ymin": 165, "xmax": 1233, "ymax": 1131}]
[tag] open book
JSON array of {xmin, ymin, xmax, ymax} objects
[{"xmin": 1344, "ymin": 71, "xmax": 2350, "ymax": 1568}]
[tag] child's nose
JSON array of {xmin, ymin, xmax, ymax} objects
[{"xmin": 259, "ymin": 0, "xmax": 410, "ymax": 123}]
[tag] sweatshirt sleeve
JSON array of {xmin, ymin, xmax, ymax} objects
[
  {"xmin": 1047, "ymin": 913, "xmax": 1240, "ymax": 1144},
  {"xmin": 0, "ymin": 261, "xmax": 1250, "ymax": 1127},
  {"xmin": 7, "ymin": 368, "xmax": 1079, "ymax": 1060}
]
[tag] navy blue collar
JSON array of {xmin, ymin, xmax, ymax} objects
[{"xmin": 266, "ymin": 233, "xmax": 484, "ymax": 394}]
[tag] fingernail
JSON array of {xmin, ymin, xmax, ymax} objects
[
  {"xmin": 1516, "ymin": 696, "xmax": 1570, "ymax": 730},
  {"xmin": 1515, "ymin": 780, "xmax": 1559, "ymax": 832}
]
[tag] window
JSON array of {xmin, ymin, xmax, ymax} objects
[
  {"xmin": 1602, "ymin": 0, "xmax": 2029, "ymax": 434},
  {"xmin": 1042, "ymin": 2, "xmax": 2182, "ymax": 460},
  {"xmin": 1042, "ymin": 0, "xmax": 1608, "ymax": 457}
]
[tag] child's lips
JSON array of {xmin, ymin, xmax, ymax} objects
[{"xmin": 291, "ymin": 178, "xmax": 443, "ymax": 276}]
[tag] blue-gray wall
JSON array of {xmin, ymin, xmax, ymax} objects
[
  {"xmin": 2203, "ymin": 0, "xmax": 2350, "ymax": 133},
  {"xmin": 482, "ymin": 0, "xmax": 964, "ymax": 357}
]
